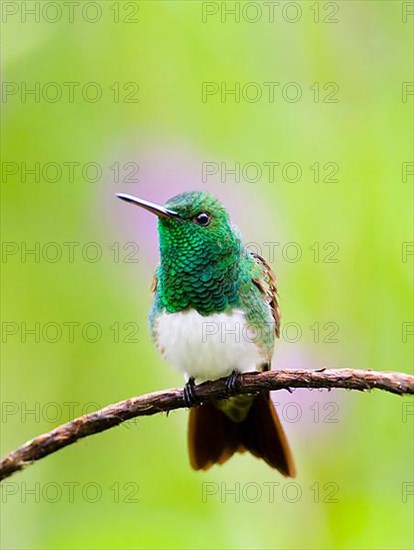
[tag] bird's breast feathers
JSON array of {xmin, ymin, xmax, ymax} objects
[{"xmin": 153, "ymin": 308, "xmax": 273, "ymax": 383}]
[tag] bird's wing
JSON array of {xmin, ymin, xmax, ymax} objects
[
  {"xmin": 150, "ymin": 271, "xmax": 158, "ymax": 294},
  {"xmin": 149, "ymin": 271, "xmax": 160, "ymax": 341},
  {"xmin": 251, "ymin": 253, "xmax": 281, "ymax": 338}
]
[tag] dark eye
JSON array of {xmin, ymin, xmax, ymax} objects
[{"xmin": 193, "ymin": 212, "xmax": 211, "ymax": 226}]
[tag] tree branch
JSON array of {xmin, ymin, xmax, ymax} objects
[{"xmin": 1, "ymin": 368, "xmax": 413, "ymax": 481}]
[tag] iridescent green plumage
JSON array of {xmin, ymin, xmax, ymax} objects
[
  {"xmin": 117, "ymin": 190, "xmax": 295, "ymax": 476},
  {"xmin": 149, "ymin": 191, "xmax": 279, "ymax": 357}
]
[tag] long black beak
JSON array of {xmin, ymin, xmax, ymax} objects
[{"xmin": 116, "ymin": 193, "xmax": 178, "ymax": 219}]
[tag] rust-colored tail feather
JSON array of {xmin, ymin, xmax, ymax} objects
[{"xmin": 188, "ymin": 393, "xmax": 296, "ymax": 477}]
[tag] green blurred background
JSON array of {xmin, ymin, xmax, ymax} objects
[{"xmin": 1, "ymin": 1, "xmax": 413, "ymax": 549}]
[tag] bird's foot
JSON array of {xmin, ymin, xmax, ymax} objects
[
  {"xmin": 225, "ymin": 370, "xmax": 241, "ymax": 396},
  {"xmin": 183, "ymin": 378, "xmax": 202, "ymax": 407}
]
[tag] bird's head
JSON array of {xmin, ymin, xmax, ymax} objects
[{"xmin": 117, "ymin": 191, "xmax": 241, "ymax": 262}]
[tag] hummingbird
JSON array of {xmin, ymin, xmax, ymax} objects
[{"xmin": 117, "ymin": 191, "xmax": 296, "ymax": 476}]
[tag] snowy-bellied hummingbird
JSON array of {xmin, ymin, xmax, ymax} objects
[{"xmin": 117, "ymin": 191, "xmax": 296, "ymax": 476}]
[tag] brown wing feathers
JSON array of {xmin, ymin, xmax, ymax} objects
[{"xmin": 251, "ymin": 253, "xmax": 281, "ymax": 338}]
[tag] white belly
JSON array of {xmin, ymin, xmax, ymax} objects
[{"xmin": 154, "ymin": 309, "xmax": 267, "ymax": 383}]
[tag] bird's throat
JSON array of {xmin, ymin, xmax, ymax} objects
[
  {"xmin": 156, "ymin": 215, "xmax": 244, "ymax": 315},
  {"xmin": 157, "ymin": 259, "xmax": 242, "ymax": 315}
]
